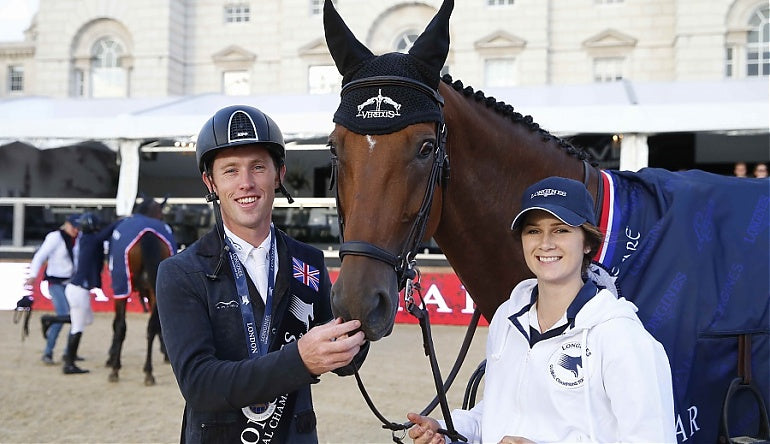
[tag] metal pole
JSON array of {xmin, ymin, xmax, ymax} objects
[{"xmin": 12, "ymin": 201, "xmax": 24, "ymax": 247}]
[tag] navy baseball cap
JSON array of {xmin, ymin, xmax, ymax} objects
[
  {"xmin": 66, "ymin": 214, "xmax": 81, "ymax": 227},
  {"xmin": 511, "ymin": 177, "xmax": 596, "ymax": 230}
]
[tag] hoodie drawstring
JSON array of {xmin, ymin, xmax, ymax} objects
[{"xmin": 582, "ymin": 328, "xmax": 596, "ymax": 441}]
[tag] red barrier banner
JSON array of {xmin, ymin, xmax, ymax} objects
[
  {"xmin": 11, "ymin": 263, "xmax": 488, "ymax": 326},
  {"xmin": 328, "ymin": 270, "xmax": 488, "ymax": 327}
]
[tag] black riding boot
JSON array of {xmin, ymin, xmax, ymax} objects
[
  {"xmin": 41, "ymin": 314, "xmax": 71, "ymax": 339},
  {"xmin": 62, "ymin": 332, "xmax": 89, "ymax": 374}
]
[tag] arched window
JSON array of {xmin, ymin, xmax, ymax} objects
[
  {"xmin": 394, "ymin": 30, "xmax": 419, "ymax": 53},
  {"xmin": 726, "ymin": 3, "xmax": 769, "ymax": 77},
  {"xmin": 746, "ymin": 5, "xmax": 769, "ymax": 76},
  {"xmin": 91, "ymin": 37, "xmax": 127, "ymax": 97}
]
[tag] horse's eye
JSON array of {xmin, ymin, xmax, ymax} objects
[
  {"xmin": 327, "ymin": 142, "xmax": 337, "ymax": 156},
  {"xmin": 418, "ymin": 140, "xmax": 435, "ymax": 158}
]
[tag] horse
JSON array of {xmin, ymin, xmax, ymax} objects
[
  {"xmin": 322, "ymin": 0, "xmax": 769, "ymax": 442},
  {"xmin": 106, "ymin": 195, "xmax": 176, "ymax": 385}
]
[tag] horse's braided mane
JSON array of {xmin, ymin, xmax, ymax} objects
[{"xmin": 441, "ymin": 74, "xmax": 594, "ymax": 164}]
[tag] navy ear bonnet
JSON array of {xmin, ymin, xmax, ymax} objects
[
  {"xmin": 333, "ymin": 53, "xmax": 443, "ymax": 135},
  {"xmin": 325, "ymin": 0, "xmax": 453, "ymax": 135}
]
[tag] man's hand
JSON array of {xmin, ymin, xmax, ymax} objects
[{"xmin": 297, "ymin": 318, "xmax": 366, "ymax": 376}]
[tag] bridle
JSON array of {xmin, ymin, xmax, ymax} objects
[
  {"xmin": 331, "ymin": 75, "xmax": 449, "ymax": 292},
  {"xmin": 330, "ymin": 75, "xmax": 470, "ymax": 443}
]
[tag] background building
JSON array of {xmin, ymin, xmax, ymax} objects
[
  {"xmin": 0, "ymin": 0, "xmax": 767, "ymax": 251},
  {"xmin": 2, "ymin": 0, "xmax": 768, "ymax": 97}
]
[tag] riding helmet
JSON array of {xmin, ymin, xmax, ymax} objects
[
  {"xmin": 78, "ymin": 212, "xmax": 100, "ymax": 233},
  {"xmin": 195, "ymin": 105, "xmax": 285, "ymax": 173}
]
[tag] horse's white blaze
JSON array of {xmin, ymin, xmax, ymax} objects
[{"xmin": 366, "ymin": 135, "xmax": 376, "ymax": 153}]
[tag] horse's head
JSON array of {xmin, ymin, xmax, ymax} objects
[
  {"xmin": 324, "ymin": 0, "xmax": 453, "ymax": 340},
  {"xmin": 134, "ymin": 193, "xmax": 167, "ymax": 220}
]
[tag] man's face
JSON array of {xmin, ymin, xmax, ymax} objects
[
  {"xmin": 202, "ymin": 144, "xmax": 285, "ymax": 242},
  {"xmin": 64, "ymin": 222, "xmax": 79, "ymax": 237}
]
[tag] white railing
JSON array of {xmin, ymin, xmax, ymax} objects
[
  {"xmin": 0, "ymin": 196, "xmax": 447, "ymax": 262},
  {"xmin": 0, "ymin": 197, "xmax": 334, "ymax": 251}
]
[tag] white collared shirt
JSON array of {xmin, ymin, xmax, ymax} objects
[{"xmin": 222, "ymin": 225, "xmax": 278, "ymax": 304}]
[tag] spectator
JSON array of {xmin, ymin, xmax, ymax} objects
[
  {"xmin": 753, "ymin": 162, "xmax": 768, "ymax": 178},
  {"xmin": 734, "ymin": 162, "xmax": 748, "ymax": 177}
]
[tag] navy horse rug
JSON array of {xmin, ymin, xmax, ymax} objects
[
  {"xmin": 109, "ymin": 214, "xmax": 176, "ymax": 298},
  {"xmin": 594, "ymin": 167, "xmax": 769, "ymax": 441}
]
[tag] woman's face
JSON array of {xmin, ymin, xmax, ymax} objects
[{"xmin": 520, "ymin": 210, "xmax": 588, "ymax": 288}]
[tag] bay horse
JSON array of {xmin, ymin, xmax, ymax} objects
[
  {"xmin": 323, "ymin": 0, "xmax": 769, "ymax": 442},
  {"xmin": 107, "ymin": 195, "xmax": 176, "ymax": 385}
]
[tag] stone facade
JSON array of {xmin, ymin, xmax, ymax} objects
[{"xmin": 0, "ymin": 0, "xmax": 766, "ymax": 98}]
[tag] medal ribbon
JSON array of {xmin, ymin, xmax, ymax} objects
[{"xmin": 226, "ymin": 224, "xmax": 277, "ymax": 358}]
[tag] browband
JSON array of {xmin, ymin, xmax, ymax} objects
[{"xmin": 341, "ymin": 75, "xmax": 445, "ymax": 107}]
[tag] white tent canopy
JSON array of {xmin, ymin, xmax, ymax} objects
[
  {"xmin": 0, "ymin": 77, "xmax": 766, "ymax": 147},
  {"xmin": 1, "ymin": 78, "xmax": 767, "ymax": 215}
]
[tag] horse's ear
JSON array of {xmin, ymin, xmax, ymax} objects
[
  {"xmin": 408, "ymin": 0, "xmax": 453, "ymax": 75},
  {"xmin": 324, "ymin": 0, "xmax": 374, "ymax": 76}
]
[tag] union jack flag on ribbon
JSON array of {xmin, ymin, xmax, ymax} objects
[{"xmin": 292, "ymin": 257, "xmax": 320, "ymax": 292}]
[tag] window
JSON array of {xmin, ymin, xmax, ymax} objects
[
  {"xmin": 223, "ymin": 70, "xmax": 250, "ymax": 95},
  {"xmin": 487, "ymin": 0, "xmax": 514, "ymax": 5},
  {"xmin": 310, "ymin": 0, "xmax": 335, "ymax": 15},
  {"xmin": 746, "ymin": 5, "xmax": 769, "ymax": 76},
  {"xmin": 394, "ymin": 30, "xmax": 420, "ymax": 53},
  {"xmin": 308, "ymin": 65, "xmax": 341, "ymax": 94},
  {"xmin": 484, "ymin": 58, "xmax": 516, "ymax": 87},
  {"xmin": 72, "ymin": 69, "xmax": 84, "ymax": 97},
  {"xmin": 224, "ymin": 4, "xmax": 250, "ymax": 23},
  {"xmin": 593, "ymin": 57, "xmax": 624, "ymax": 82},
  {"xmin": 92, "ymin": 37, "xmax": 127, "ymax": 97},
  {"xmin": 725, "ymin": 47, "xmax": 734, "ymax": 77},
  {"xmin": 7, "ymin": 66, "xmax": 23, "ymax": 93}
]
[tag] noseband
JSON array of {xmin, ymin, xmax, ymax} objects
[{"xmin": 331, "ymin": 75, "xmax": 449, "ymax": 290}]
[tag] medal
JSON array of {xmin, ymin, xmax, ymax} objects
[{"xmin": 242, "ymin": 400, "xmax": 277, "ymax": 422}]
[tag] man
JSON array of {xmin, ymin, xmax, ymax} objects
[
  {"xmin": 26, "ymin": 213, "xmax": 79, "ymax": 365},
  {"xmin": 157, "ymin": 105, "xmax": 367, "ymax": 443},
  {"xmin": 62, "ymin": 212, "xmax": 119, "ymax": 374}
]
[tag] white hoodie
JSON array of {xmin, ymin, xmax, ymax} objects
[{"xmin": 450, "ymin": 268, "xmax": 676, "ymax": 443}]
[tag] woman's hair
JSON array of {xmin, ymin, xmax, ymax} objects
[{"xmin": 581, "ymin": 223, "xmax": 603, "ymax": 274}]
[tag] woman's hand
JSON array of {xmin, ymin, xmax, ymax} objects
[
  {"xmin": 407, "ymin": 412, "xmax": 444, "ymax": 444},
  {"xmin": 499, "ymin": 436, "xmax": 535, "ymax": 444}
]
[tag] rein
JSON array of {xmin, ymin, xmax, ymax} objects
[{"xmin": 353, "ymin": 269, "xmax": 475, "ymax": 444}]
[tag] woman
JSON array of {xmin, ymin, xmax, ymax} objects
[{"xmin": 408, "ymin": 176, "xmax": 675, "ymax": 443}]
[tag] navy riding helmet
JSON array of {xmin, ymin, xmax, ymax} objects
[
  {"xmin": 195, "ymin": 105, "xmax": 286, "ymax": 173},
  {"xmin": 78, "ymin": 212, "xmax": 101, "ymax": 233}
]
